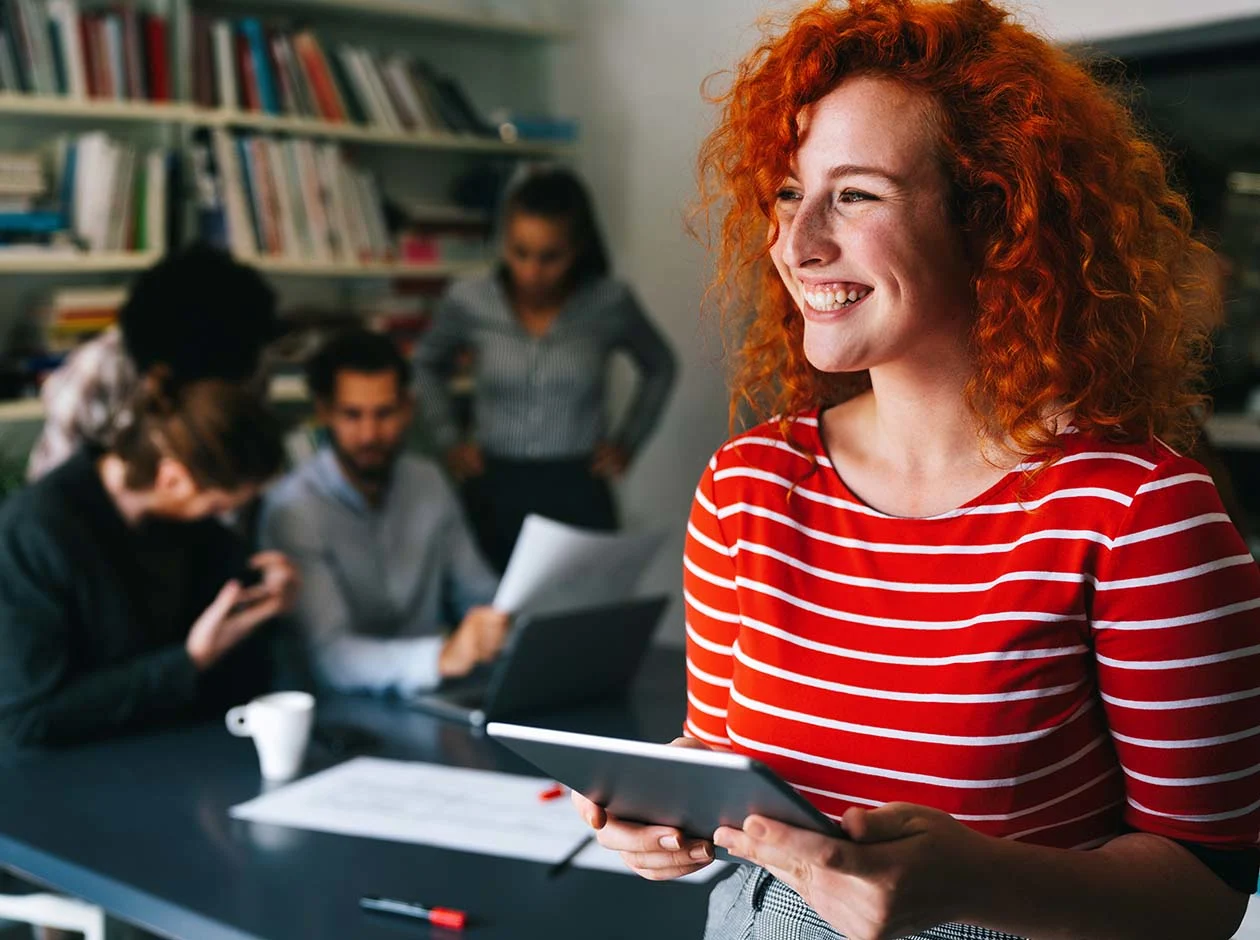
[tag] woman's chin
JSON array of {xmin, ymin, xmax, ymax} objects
[{"xmin": 802, "ymin": 338, "xmax": 868, "ymax": 375}]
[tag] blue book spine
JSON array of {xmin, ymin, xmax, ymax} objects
[{"xmin": 240, "ymin": 19, "xmax": 277, "ymax": 116}]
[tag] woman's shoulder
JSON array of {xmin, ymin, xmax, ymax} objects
[
  {"xmin": 1042, "ymin": 431, "xmax": 1211, "ymax": 502},
  {"xmin": 706, "ymin": 412, "xmax": 823, "ymax": 478},
  {"xmin": 443, "ymin": 273, "xmax": 502, "ymax": 311},
  {"xmin": 0, "ymin": 459, "xmax": 96, "ymax": 567}
]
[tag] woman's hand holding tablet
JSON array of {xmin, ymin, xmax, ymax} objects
[
  {"xmin": 486, "ymin": 722, "xmax": 841, "ymax": 882},
  {"xmin": 574, "ymin": 736, "xmax": 718, "ymax": 881}
]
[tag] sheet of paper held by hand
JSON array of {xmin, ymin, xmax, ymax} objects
[{"xmin": 493, "ymin": 515, "xmax": 667, "ymax": 616}]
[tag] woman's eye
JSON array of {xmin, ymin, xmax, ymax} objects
[
  {"xmin": 837, "ymin": 189, "xmax": 875, "ymax": 203},
  {"xmin": 775, "ymin": 188, "xmax": 802, "ymax": 202}
]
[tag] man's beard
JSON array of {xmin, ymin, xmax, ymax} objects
[{"xmin": 330, "ymin": 435, "xmax": 400, "ymax": 485}]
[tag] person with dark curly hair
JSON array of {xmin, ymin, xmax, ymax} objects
[
  {"xmin": 26, "ymin": 243, "xmax": 279, "ymax": 481},
  {"xmin": 572, "ymin": 2, "xmax": 1260, "ymax": 938}
]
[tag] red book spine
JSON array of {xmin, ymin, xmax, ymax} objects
[
  {"xmin": 93, "ymin": 18, "xmax": 112, "ymax": 100},
  {"xmin": 293, "ymin": 33, "xmax": 341, "ymax": 122},
  {"xmin": 78, "ymin": 13, "xmax": 98, "ymax": 98},
  {"xmin": 236, "ymin": 31, "xmax": 258, "ymax": 112},
  {"xmin": 145, "ymin": 14, "xmax": 169, "ymax": 101}
]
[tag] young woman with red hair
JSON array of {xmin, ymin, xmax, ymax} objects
[{"xmin": 572, "ymin": 1, "xmax": 1260, "ymax": 937}]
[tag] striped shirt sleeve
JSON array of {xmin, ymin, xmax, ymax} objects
[
  {"xmin": 683, "ymin": 455, "xmax": 739, "ymax": 747},
  {"xmin": 1090, "ymin": 456, "xmax": 1260, "ymax": 852}
]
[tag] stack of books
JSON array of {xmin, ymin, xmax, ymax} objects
[
  {"xmin": 0, "ymin": 149, "xmax": 56, "ymax": 244},
  {"xmin": 40, "ymin": 285, "xmax": 126, "ymax": 352},
  {"xmin": 190, "ymin": 17, "xmax": 497, "ymax": 137},
  {"xmin": 0, "ymin": 0, "xmax": 171, "ymax": 101},
  {"xmin": 196, "ymin": 127, "xmax": 393, "ymax": 265}
]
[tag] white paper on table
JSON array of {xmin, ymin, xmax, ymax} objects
[
  {"xmin": 229, "ymin": 757, "xmax": 592, "ymax": 864},
  {"xmin": 493, "ymin": 515, "xmax": 668, "ymax": 616},
  {"xmin": 571, "ymin": 840, "xmax": 733, "ymax": 884}
]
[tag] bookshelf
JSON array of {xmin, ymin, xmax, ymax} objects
[
  {"xmin": 0, "ymin": 251, "xmax": 162, "ymax": 273},
  {"xmin": 200, "ymin": 0, "xmax": 574, "ymax": 39},
  {"xmin": 0, "ymin": 0, "xmax": 572, "ymax": 429},
  {"xmin": 0, "ymin": 371, "xmax": 312, "ymax": 424},
  {"xmin": 0, "ymin": 0, "xmax": 572, "ymax": 272},
  {"xmin": 0, "ymin": 95, "xmax": 194, "ymax": 124},
  {"xmin": 247, "ymin": 257, "xmax": 489, "ymax": 278},
  {"xmin": 188, "ymin": 109, "xmax": 573, "ymax": 155}
]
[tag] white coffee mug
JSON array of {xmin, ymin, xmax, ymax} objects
[{"xmin": 226, "ymin": 691, "xmax": 315, "ymax": 781}]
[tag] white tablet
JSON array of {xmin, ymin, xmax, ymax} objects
[{"xmin": 487, "ymin": 722, "xmax": 840, "ymax": 841}]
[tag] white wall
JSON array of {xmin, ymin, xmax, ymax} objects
[{"xmin": 545, "ymin": 0, "xmax": 1260, "ymax": 646}]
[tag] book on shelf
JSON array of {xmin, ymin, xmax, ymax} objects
[
  {"xmin": 191, "ymin": 17, "xmax": 539, "ymax": 140},
  {"xmin": 0, "ymin": 0, "xmax": 169, "ymax": 102}
]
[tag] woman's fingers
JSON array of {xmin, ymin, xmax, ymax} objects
[
  {"xmin": 594, "ymin": 818, "xmax": 706, "ymax": 856},
  {"xmin": 625, "ymin": 858, "xmax": 712, "ymax": 881},
  {"xmin": 570, "ymin": 789, "xmax": 606, "ymax": 829}
]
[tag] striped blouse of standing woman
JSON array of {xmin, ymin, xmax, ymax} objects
[{"xmin": 413, "ymin": 167, "xmax": 677, "ymax": 570}]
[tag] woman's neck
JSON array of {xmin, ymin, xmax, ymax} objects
[
  {"xmin": 862, "ymin": 359, "xmax": 996, "ymax": 475},
  {"xmin": 820, "ymin": 345, "xmax": 1018, "ymax": 518},
  {"xmin": 96, "ymin": 454, "xmax": 154, "ymax": 526}
]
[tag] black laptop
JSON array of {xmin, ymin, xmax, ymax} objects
[{"xmin": 410, "ymin": 596, "xmax": 669, "ymax": 726}]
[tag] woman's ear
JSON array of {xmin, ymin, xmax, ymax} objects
[{"xmin": 153, "ymin": 457, "xmax": 197, "ymax": 502}]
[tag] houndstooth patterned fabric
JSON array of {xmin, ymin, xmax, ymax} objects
[{"xmin": 704, "ymin": 866, "xmax": 1024, "ymax": 940}]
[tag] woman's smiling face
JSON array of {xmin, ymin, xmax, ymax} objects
[{"xmin": 770, "ymin": 75, "xmax": 975, "ymax": 376}]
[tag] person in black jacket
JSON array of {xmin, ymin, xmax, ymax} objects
[{"xmin": 0, "ymin": 373, "xmax": 298, "ymax": 749}]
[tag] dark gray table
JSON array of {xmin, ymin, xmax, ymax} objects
[{"xmin": 0, "ymin": 648, "xmax": 722, "ymax": 940}]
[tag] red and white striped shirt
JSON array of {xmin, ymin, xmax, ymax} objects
[{"xmin": 684, "ymin": 413, "xmax": 1260, "ymax": 858}]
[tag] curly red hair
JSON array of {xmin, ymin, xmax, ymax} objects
[{"xmin": 696, "ymin": 0, "xmax": 1217, "ymax": 459}]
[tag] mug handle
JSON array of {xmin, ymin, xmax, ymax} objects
[{"xmin": 226, "ymin": 705, "xmax": 252, "ymax": 737}]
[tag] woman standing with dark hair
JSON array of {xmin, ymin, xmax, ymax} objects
[
  {"xmin": 414, "ymin": 166, "xmax": 677, "ymax": 570},
  {"xmin": 0, "ymin": 376, "xmax": 297, "ymax": 748}
]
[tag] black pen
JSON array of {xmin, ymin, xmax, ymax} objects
[
  {"xmin": 548, "ymin": 834, "xmax": 594, "ymax": 878},
  {"xmin": 359, "ymin": 895, "xmax": 467, "ymax": 929}
]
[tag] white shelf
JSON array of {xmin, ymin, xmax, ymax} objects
[
  {"xmin": 202, "ymin": 0, "xmax": 573, "ymax": 39},
  {"xmin": 246, "ymin": 256, "xmax": 489, "ymax": 278},
  {"xmin": 0, "ymin": 375, "xmax": 312, "ymax": 425},
  {"xmin": 0, "ymin": 99, "xmax": 576, "ymax": 158},
  {"xmin": 190, "ymin": 110, "xmax": 573, "ymax": 155},
  {"xmin": 0, "ymin": 251, "xmax": 161, "ymax": 273},
  {"xmin": 0, "ymin": 398, "xmax": 45, "ymax": 422},
  {"xmin": 1205, "ymin": 413, "xmax": 1260, "ymax": 451},
  {"xmin": 0, "ymin": 94, "xmax": 192, "ymax": 123}
]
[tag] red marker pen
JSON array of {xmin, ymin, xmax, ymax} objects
[
  {"xmin": 359, "ymin": 895, "xmax": 467, "ymax": 929},
  {"xmin": 538, "ymin": 782, "xmax": 566, "ymax": 801}
]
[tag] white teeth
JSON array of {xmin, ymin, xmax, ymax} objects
[{"xmin": 803, "ymin": 287, "xmax": 870, "ymax": 312}]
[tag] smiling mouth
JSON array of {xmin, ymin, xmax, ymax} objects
[{"xmin": 801, "ymin": 284, "xmax": 872, "ymax": 314}]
